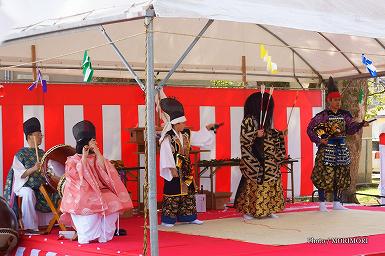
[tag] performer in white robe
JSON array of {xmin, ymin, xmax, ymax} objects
[
  {"xmin": 159, "ymin": 98, "xmax": 215, "ymax": 227},
  {"xmin": 4, "ymin": 117, "xmax": 58, "ymax": 232}
]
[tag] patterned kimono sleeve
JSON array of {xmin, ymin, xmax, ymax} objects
[
  {"xmin": 101, "ymin": 159, "xmax": 133, "ymax": 207},
  {"xmin": 61, "ymin": 158, "xmax": 82, "ymax": 213},
  {"xmin": 65, "ymin": 158, "xmax": 83, "ymax": 187},
  {"xmin": 344, "ymin": 111, "xmax": 364, "ymax": 135},
  {"xmin": 307, "ymin": 111, "xmax": 326, "ymax": 145},
  {"xmin": 95, "ymin": 159, "xmax": 114, "ymax": 187},
  {"xmin": 240, "ymin": 117, "xmax": 262, "ymax": 180}
]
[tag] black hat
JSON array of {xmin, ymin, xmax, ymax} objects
[
  {"xmin": 72, "ymin": 120, "xmax": 96, "ymax": 143},
  {"xmin": 160, "ymin": 98, "xmax": 185, "ymax": 122},
  {"xmin": 23, "ymin": 117, "xmax": 41, "ymax": 136},
  {"xmin": 326, "ymin": 76, "xmax": 341, "ymax": 100}
]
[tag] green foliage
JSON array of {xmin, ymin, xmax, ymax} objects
[
  {"xmin": 366, "ymin": 78, "xmax": 385, "ymax": 119},
  {"xmin": 258, "ymin": 81, "xmax": 290, "ymax": 88},
  {"xmin": 210, "ymin": 80, "xmax": 290, "ymax": 88},
  {"xmin": 210, "ymin": 80, "xmax": 245, "ymax": 88},
  {"xmin": 356, "ymin": 186, "xmax": 380, "ymax": 205},
  {"xmin": 94, "ymin": 77, "xmax": 136, "ymax": 83}
]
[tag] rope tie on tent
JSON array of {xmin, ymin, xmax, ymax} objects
[
  {"xmin": 0, "ymin": 32, "xmax": 146, "ymax": 71},
  {"xmin": 4, "ymin": 30, "xmax": 385, "ymax": 73},
  {"xmin": 143, "ymin": 111, "xmax": 149, "ymax": 256},
  {"xmin": 153, "ymin": 31, "xmax": 385, "ymax": 56},
  {"xmin": 142, "ymin": 22, "xmax": 149, "ymax": 256}
]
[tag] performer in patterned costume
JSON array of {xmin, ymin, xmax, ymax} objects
[
  {"xmin": 159, "ymin": 98, "xmax": 215, "ymax": 227},
  {"xmin": 234, "ymin": 92, "xmax": 286, "ymax": 219},
  {"xmin": 3, "ymin": 117, "xmax": 60, "ymax": 232},
  {"xmin": 307, "ymin": 77, "xmax": 368, "ymax": 212}
]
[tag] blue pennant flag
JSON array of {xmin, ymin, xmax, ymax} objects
[
  {"xmin": 28, "ymin": 69, "xmax": 47, "ymax": 93},
  {"xmin": 362, "ymin": 54, "xmax": 377, "ymax": 77}
]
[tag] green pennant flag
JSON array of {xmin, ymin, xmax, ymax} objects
[
  {"xmin": 82, "ymin": 50, "xmax": 94, "ymax": 82},
  {"xmin": 358, "ymin": 86, "xmax": 364, "ymax": 105}
]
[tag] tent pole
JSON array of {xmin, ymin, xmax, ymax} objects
[
  {"xmin": 144, "ymin": 8, "xmax": 159, "ymax": 256},
  {"xmin": 31, "ymin": 45, "xmax": 37, "ymax": 81},
  {"xmin": 157, "ymin": 19, "xmax": 214, "ymax": 90},
  {"xmin": 291, "ymin": 50, "xmax": 305, "ymax": 89},
  {"xmin": 241, "ymin": 56, "xmax": 247, "ymax": 85},
  {"xmin": 100, "ymin": 25, "xmax": 145, "ymax": 91}
]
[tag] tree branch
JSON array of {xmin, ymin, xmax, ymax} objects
[{"xmin": 369, "ymin": 90, "xmax": 385, "ymax": 96}]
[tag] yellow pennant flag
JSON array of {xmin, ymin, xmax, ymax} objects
[
  {"xmin": 271, "ymin": 62, "xmax": 278, "ymax": 74},
  {"xmin": 260, "ymin": 44, "xmax": 267, "ymax": 59},
  {"xmin": 264, "ymin": 53, "xmax": 270, "ymax": 62},
  {"xmin": 260, "ymin": 44, "xmax": 278, "ymax": 74},
  {"xmin": 266, "ymin": 56, "xmax": 272, "ymax": 71}
]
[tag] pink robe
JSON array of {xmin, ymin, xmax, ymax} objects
[{"xmin": 60, "ymin": 154, "xmax": 133, "ymax": 225}]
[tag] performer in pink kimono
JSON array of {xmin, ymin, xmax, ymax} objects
[{"xmin": 60, "ymin": 120, "xmax": 133, "ymax": 244}]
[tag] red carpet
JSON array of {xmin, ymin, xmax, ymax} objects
[{"xmin": 12, "ymin": 203, "xmax": 385, "ymax": 256}]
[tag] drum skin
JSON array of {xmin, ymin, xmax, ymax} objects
[
  {"xmin": 40, "ymin": 144, "xmax": 75, "ymax": 192},
  {"xmin": 0, "ymin": 197, "xmax": 19, "ymax": 255}
]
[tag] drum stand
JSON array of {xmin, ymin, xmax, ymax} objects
[{"xmin": 39, "ymin": 184, "xmax": 66, "ymax": 234}]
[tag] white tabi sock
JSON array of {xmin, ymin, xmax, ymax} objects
[
  {"xmin": 190, "ymin": 219, "xmax": 204, "ymax": 225},
  {"xmin": 161, "ymin": 222, "xmax": 175, "ymax": 227},
  {"xmin": 243, "ymin": 214, "xmax": 255, "ymax": 220},
  {"xmin": 333, "ymin": 201, "xmax": 348, "ymax": 210},
  {"xmin": 268, "ymin": 213, "xmax": 279, "ymax": 218},
  {"xmin": 319, "ymin": 202, "xmax": 329, "ymax": 212}
]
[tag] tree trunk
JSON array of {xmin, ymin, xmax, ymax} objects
[{"xmin": 338, "ymin": 79, "xmax": 368, "ymax": 203}]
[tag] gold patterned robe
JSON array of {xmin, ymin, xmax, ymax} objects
[{"xmin": 235, "ymin": 117, "xmax": 286, "ymax": 217}]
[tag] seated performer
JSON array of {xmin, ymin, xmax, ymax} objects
[
  {"xmin": 4, "ymin": 117, "xmax": 59, "ymax": 233},
  {"xmin": 307, "ymin": 77, "xmax": 368, "ymax": 211},
  {"xmin": 159, "ymin": 97, "xmax": 216, "ymax": 227},
  {"xmin": 60, "ymin": 120, "xmax": 133, "ymax": 244},
  {"xmin": 234, "ymin": 91, "xmax": 286, "ymax": 219}
]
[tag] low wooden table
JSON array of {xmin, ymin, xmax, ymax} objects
[
  {"xmin": 280, "ymin": 158, "xmax": 298, "ymax": 203},
  {"xmin": 189, "ymin": 149, "xmax": 211, "ymax": 186},
  {"xmin": 116, "ymin": 166, "xmax": 145, "ymax": 205},
  {"xmin": 197, "ymin": 157, "xmax": 298, "ymax": 207},
  {"xmin": 198, "ymin": 158, "xmax": 241, "ymax": 209}
]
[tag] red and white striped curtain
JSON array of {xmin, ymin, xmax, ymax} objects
[{"xmin": 0, "ymin": 84, "xmax": 322, "ymax": 202}]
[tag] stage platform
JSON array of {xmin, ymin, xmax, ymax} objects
[{"xmin": 11, "ymin": 202, "xmax": 385, "ymax": 256}]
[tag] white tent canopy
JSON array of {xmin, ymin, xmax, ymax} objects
[
  {"xmin": 2, "ymin": 1, "xmax": 384, "ymax": 254},
  {"xmin": 1, "ymin": 0, "xmax": 385, "ymax": 84}
]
